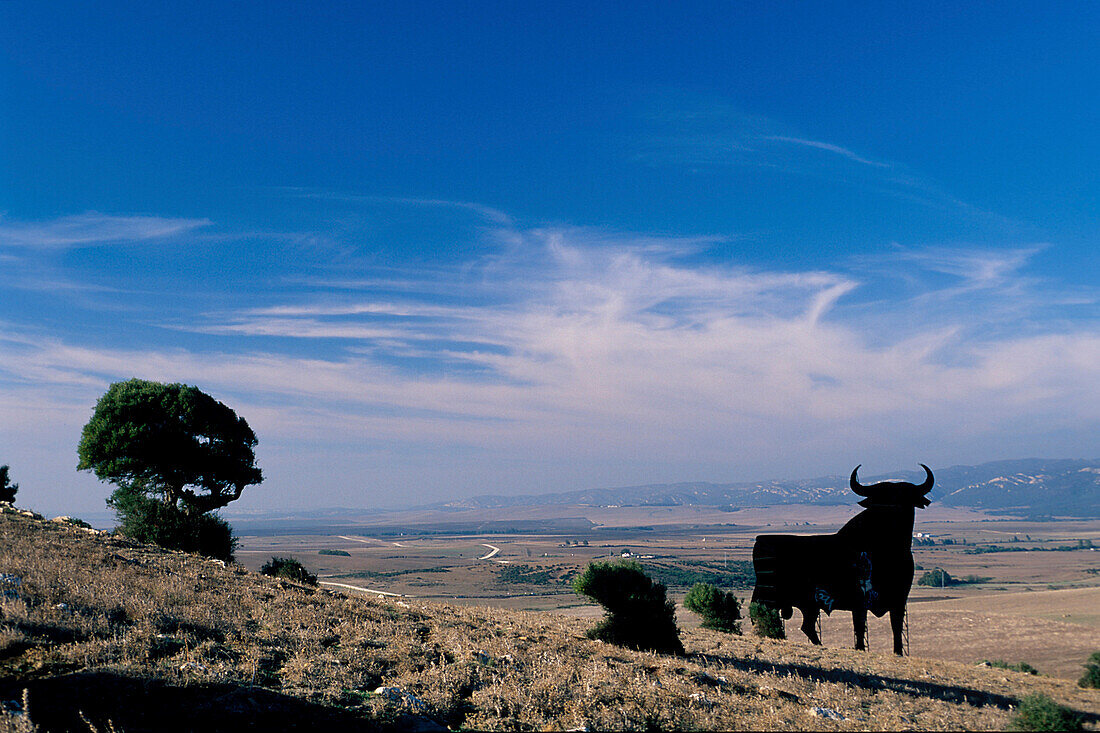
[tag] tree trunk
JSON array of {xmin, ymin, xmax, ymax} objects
[{"xmin": 180, "ymin": 484, "xmax": 244, "ymax": 515}]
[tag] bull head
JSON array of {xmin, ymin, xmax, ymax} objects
[{"xmin": 850, "ymin": 464, "xmax": 934, "ymax": 508}]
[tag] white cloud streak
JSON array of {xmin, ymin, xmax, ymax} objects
[
  {"xmin": 278, "ymin": 189, "xmax": 514, "ymax": 226},
  {"xmin": 4, "ymin": 218, "xmax": 1099, "ymax": 511},
  {"xmin": 763, "ymin": 136, "xmax": 891, "ymax": 168},
  {"xmin": 0, "ymin": 212, "xmax": 211, "ymax": 249}
]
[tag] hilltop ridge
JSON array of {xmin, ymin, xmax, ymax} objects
[
  {"xmin": 0, "ymin": 506, "xmax": 1097, "ymax": 731},
  {"xmin": 439, "ymin": 458, "xmax": 1100, "ymax": 518}
]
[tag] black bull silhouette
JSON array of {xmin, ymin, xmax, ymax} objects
[{"xmin": 751, "ymin": 464, "xmax": 934, "ymax": 655}]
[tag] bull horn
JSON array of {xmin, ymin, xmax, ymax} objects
[
  {"xmin": 850, "ymin": 465, "xmax": 870, "ymax": 496},
  {"xmin": 918, "ymin": 463, "xmax": 934, "ymax": 493}
]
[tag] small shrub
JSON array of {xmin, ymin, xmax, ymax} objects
[
  {"xmin": 984, "ymin": 660, "xmax": 1039, "ymax": 675},
  {"xmin": 1079, "ymin": 651, "xmax": 1100, "ymax": 689},
  {"xmin": 318, "ymin": 549, "xmax": 351, "ymax": 557},
  {"xmin": 0, "ymin": 465, "xmax": 17, "ymax": 503},
  {"xmin": 60, "ymin": 516, "xmax": 94, "ymax": 529},
  {"xmin": 261, "ymin": 557, "xmax": 318, "ymax": 585},
  {"xmin": 749, "ymin": 601, "xmax": 785, "ymax": 639},
  {"xmin": 1010, "ymin": 693, "xmax": 1083, "ymax": 731},
  {"xmin": 684, "ymin": 582, "xmax": 742, "ymax": 633},
  {"xmin": 573, "ymin": 561, "xmax": 683, "ymax": 654}
]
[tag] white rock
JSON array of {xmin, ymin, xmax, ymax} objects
[
  {"xmin": 373, "ymin": 686, "xmax": 429, "ymax": 712},
  {"xmin": 808, "ymin": 707, "xmax": 845, "ymax": 720}
]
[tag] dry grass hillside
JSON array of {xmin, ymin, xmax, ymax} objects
[{"xmin": 0, "ymin": 508, "xmax": 1097, "ymax": 732}]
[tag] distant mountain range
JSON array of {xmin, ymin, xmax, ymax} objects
[{"xmin": 441, "ymin": 458, "xmax": 1100, "ymax": 518}]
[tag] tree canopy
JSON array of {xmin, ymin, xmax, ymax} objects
[
  {"xmin": 0, "ymin": 465, "xmax": 17, "ymax": 503},
  {"xmin": 78, "ymin": 378, "xmax": 262, "ymax": 514}
]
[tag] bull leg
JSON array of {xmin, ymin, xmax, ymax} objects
[
  {"xmin": 890, "ymin": 607, "xmax": 906, "ymax": 656},
  {"xmin": 800, "ymin": 607, "xmax": 821, "ymax": 645},
  {"xmin": 852, "ymin": 608, "xmax": 867, "ymax": 651}
]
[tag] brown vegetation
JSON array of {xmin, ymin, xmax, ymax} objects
[{"xmin": 0, "ymin": 508, "xmax": 1098, "ymax": 731}]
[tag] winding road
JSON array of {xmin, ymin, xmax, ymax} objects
[{"xmin": 319, "ymin": 580, "xmax": 404, "ymax": 597}]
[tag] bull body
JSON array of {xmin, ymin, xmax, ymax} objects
[{"xmin": 751, "ymin": 464, "xmax": 933, "ymax": 655}]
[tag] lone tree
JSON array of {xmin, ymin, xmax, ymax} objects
[
  {"xmin": 77, "ymin": 379, "xmax": 262, "ymax": 560},
  {"xmin": 0, "ymin": 465, "xmax": 17, "ymax": 503},
  {"xmin": 78, "ymin": 379, "xmax": 262, "ymax": 514},
  {"xmin": 684, "ymin": 582, "xmax": 742, "ymax": 634},
  {"xmin": 573, "ymin": 560, "xmax": 683, "ymax": 655}
]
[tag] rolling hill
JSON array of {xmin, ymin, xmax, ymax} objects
[
  {"xmin": 442, "ymin": 458, "xmax": 1100, "ymax": 517},
  {"xmin": 1, "ymin": 505, "xmax": 1098, "ymax": 730}
]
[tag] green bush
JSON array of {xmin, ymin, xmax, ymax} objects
[
  {"xmin": 110, "ymin": 493, "xmax": 237, "ymax": 562},
  {"xmin": 0, "ymin": 465, "xmax": 17, "ymax": 503},
  {"xmin": 1010, "ymin": 693, "xmax": 1083, "ymax": 731},
  {"xmin": 573, "ymin": 561, "xmax": 683, "ymax": 655},
  {"xmin": 1079, "ymin": 651, "xmax": 1100, "ymax": 689},
  {"xmin": 60, "ymin": 516, "xmax": 94, "ymax": 529},
  {"xmin": 262, "ymin": 557, "xmax": 318, "ymax": 585},
  {"xmin": 917, "ymin": 568, "xmax": 952, "ymax": 587},
  {"xmin": 684, "ymin": 583, "xmax": 742, "ymax": 633},
  {"xmin": 749, "ymin": 601, "xmax": 785, "ymax": 639},
  {"xmin": 318, "ymin": 549, "xmax": 351, "ymax": 557},
  {"xmin": 983, "ymin": 660, "xmax": 1039, "ymax": 675}
]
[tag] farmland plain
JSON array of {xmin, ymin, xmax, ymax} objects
[{"xmin": 233, "ymin": 503, "xmax": 1100, "ymax": 681}]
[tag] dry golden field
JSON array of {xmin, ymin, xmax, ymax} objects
[
  {"xmin": 234, "ymin": 502, "xmax": 1100, "ymax": 684},
  {"xmin": 1, "ymin": 506, "xmax": 1098, "ymax": 731}
]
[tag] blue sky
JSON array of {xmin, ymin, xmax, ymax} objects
[{"xmin": 2, "ymin": 2, "xmax": 1098, "ymax": 515}]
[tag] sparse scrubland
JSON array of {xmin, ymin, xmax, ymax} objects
[{"xmin": 0, "ymin": 508, "xmax": 1098, "ymax": 731}]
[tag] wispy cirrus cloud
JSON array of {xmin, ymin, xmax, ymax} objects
[
  {"xmin": 762, "ymin": 135, "xmax": 891, "ymax": 168},
  {"xmin": 241, "ymin": 302, "xmax": 475, "ymax": 319},
  {"xmin": 630, "ymin": 99, "xmax": 1022, "ymax": 232},
  {"xmin": 635, "ymin": 101, "xmax": 892, "ymax": 172},
  {"xmin": 0, "ymin": 212, "xmax": 211, "ymax": 249},
  {"xmin": 4, "ymin": 208, "xmax": 1099, "ymax": 512},
  {"xmin": 879, "ymin": 245, "xmax": 1044, "ymax": 288},
  {"xmin": 14, "ymin": 226, "xmax": 1094, "ymax": 440},
  {"xmin": 6, "ymin": 234, "xmax": 1100, "ymax": 475},
  {"xmin": 276, "ymin": 188, "xmax": 514, "ymax": 226}
]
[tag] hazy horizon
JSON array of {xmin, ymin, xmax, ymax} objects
[{"xmin": 3, "ymin": 3, "xmax": 1099, "ymax": 517}]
